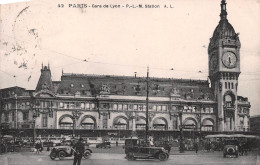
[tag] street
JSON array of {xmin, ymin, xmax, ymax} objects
[{"xmin": 0, "ymin": 147, "xmax": 259, "ymax": 165}]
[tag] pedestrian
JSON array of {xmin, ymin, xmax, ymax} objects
[
  {"xmin": 116, "ymin": 141, "xmax": 118, "ymax": 147},
  {"xmin": 35, "ymin": 142, "xmax": 40, "ymax": 154},
  {"xmin": 72, "ymin": 138, "xmax": 85, "ymax": 165},
  {"xmin": 194, "ymin": 142, "xmax": 198, "ymax": 153}
]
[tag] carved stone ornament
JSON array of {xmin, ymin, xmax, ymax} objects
[
  {"xmin": 149, "ymin": 113, "xmax": 155, "ymax": 121},
  {"xmin": 219, "ymin": 82, "xmax": 222, "ymax": 91},
  {"xmin": 72, "ymin": 110, "xmax": 83, "ymax": 119},
  {"xmin": 100, "ymin": 84, "xmax": 110, "ymax": 94}
]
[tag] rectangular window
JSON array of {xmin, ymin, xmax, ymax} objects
[
  {"xmin": 113, "ymin": 104, "xmax": 118, "ymax": 110},
  {"xmin": 81, "ymin": 103, "xmax": 85, "ymax": 109},
  {"xmin": 59, "ymin": 102, "xmax": 64, "ymax": 108},
  {"xmin": 225, "ymin": 82, "xmax": 227, "ymax": 89},
  {"xmin": 162, "ymin": 105, "xmax": 167, "ymax": 112},
  {"xmin": 205, "ymin": 107, "xmax": 210, "ymax": 113},
  {"xmin": 123, "ymin": 104, "xmax": 128, "ymax": 111},
  {"xmin": 133, "ymin": 104, "xmax": 138, "ymax": 110},
  {"xmin": 226, "ymin": 102, "xmax": 231, "ymax": 107},
  {"xmin": 42, "ymin": 113, "xmax": 48, "ymax": 127},
  {"xmin": 91, "ymin": 103, "xmax": 95, "ymax": 109},
  {"xmin": 76, "ymin": 102, "xmax": 80, "ymax": 108},
  {"xmin": 70, "ymin": 102, "xmax": 75, "ymax": 109},
  {"xmin": 138, "ymin": 105, "xmax": 143, "ymax": 111},
  {"xmin": 128, "ymin": 104, "xmax": 133, "ymax": 110},
  {"xmin": 152, "ymin": 105, "xmax": 156, "ymax": 111},
  {"xmin": 228, "ymin": 82, "xmax": 230, "ymax": 89},
  {"xmin": 157, "ymin": 105, "xmax": 162, "ymax": 111},
  {"xmin": 192, "ymin": 106, "xmax": 196, "ymax": 112},
  {"xmin": 85, "ymin": 103, "xmax": 90, "ymax": 109},
  {"xmin": 143, "ymin": 105, "xmax": 146, "ymax": 111},
  {"xmin": 23, "ymin": 112, "xmax": 29, "ymax": 120},
  {"xmin": 231, "ymin": 83, "xmax": 234, "ymax": 89},
  {"xmin": 118, "ymin": 104, "xmax": 122, "ymax": 110},
  {"xmin": 64, "ymin": 102, "xmax": 68, "ymax": 109},
  {"xmin": 209, "ymin": 107, "xmax": 214, "ymax": 113}
]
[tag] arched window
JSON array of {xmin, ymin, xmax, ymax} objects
[
  {"xmin": 114, "ymin": 118, "xmax": 127, "ymax": 130},
  {"xmin": 59, "ymin": 117, "xmax": 73, "ymax": 129},
  {"xmin": 225, "ymin": 95, "xmax": 232, "ymax": 107},
  {"xmin": 136, "ymin": 118, "xmax": 146, "ymax": 130},
  {"xmin": 153, "ymin": 118, "xmax": 167, "ymax": 130},
  {"xmin": 81, "ymin": 118, "xmax": 95, "ymax": 129},
  {"xmin": 201, "ymin": 119, "xmax": 213, "ymax": 131},
  {"xmin": 183, "ymin": 119, "xmax": 196, "ymax": 130}
]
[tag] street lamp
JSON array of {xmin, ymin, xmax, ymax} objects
[
  {"xmin": 72, "ymin": 110, "xmax": 81, "ymax": 138},
  {"xmin": 178, "ymin": 105, "xmax": 185, "ymax": 153}
]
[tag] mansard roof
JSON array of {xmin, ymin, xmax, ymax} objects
[{"xmin": 56, "ymin": 73, "xmax": 214, "ymax": 101}]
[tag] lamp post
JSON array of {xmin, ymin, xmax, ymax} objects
[
  {"xmin": 15, "ymin": 94, "xmax": 18, "ymax": 129},
  {"xmin": 32, "ymin": 113, "xmax": 37, "ymax": 144},
  {"xmin": 178, "ymin": 105, "xmax": 185, "ymax": 153},
  {"xmin": 145, "ymin": 67, "xmax": 149, "ymax": 142},
  {"xmin": 72, "ymin": 110, "xmax": 81, "ymax": 138}
]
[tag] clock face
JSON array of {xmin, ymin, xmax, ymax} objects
[{"xmin": 222, "ymin": 52, "xmax": 237, "ymax": 68}]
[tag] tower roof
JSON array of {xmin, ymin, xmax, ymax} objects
[
  {"xmin": 208, "ymin": 0, "xmax": 239, "ymax": 52},
  {"xmin": 35, "ymin": 65, "xmax": 53, "ymax": 92}
]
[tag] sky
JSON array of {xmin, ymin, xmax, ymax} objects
[{"xmin": 0, "ymin": 0, "xmax": 260, "ymax": 115}]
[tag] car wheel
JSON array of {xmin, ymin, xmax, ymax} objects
[
  {"xmin": 158, "ymin": 152, "xmax": 168, "ymax": 161},
  {"xmin": 58, "ymin": 151, "xmax": 66, "ymax": 160},
  {"xmin": 126, "ymin": 152, "xmax": 135, "ymax": 161},
  {"xmin": 50, "ymin": 152, "xmax": 56, "ymax": 160},
  {"xmin": 223, "ymin": 154, "xmax": 226, "ymax": 158},
  {"xmin": 83, "ymin": 151, "xmax": 91, "ymax": 159}
]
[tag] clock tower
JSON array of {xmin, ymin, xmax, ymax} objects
[{"xmin": 208, "ymin": 0, "xmax": 241, "ymax": 132}]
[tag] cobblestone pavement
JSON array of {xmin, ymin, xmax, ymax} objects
[{"xmin": 0, "ymin": 147, "xmax": 259, "ymax": 165}]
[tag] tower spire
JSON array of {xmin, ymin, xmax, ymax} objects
[{"xmin": 220, "ymin": 0, "xmax": 227, "ymax": 20}]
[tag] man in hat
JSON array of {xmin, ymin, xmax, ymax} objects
[{"xmin": 72, "ymin": 138, "xmax": 85, "ymax": 165}]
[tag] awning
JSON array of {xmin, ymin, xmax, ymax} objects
[
  {"xmin": 60, "ymin": 117, "xmax": 73, "ymax": 124},
  {"xmin": 82, "ymin": 118, "xmax": 94, "ymax": 124},
  {"xmin": 203, "ymin": 120, "xmax": 213, "ymax": 126},
  {"xmin": 153, "ymin": 118, "xmax": 166, "ymax": 125},
  {"xmin": 136, "ymin": 118, "xmax": 146, "ymax": 125},
  {"xmin": 184, "ymin": 120, "xmax": 196, "ymax": 126},
  {"xmin": 115, "ymin": 118, "xmax": 127, "ymax": 125}
]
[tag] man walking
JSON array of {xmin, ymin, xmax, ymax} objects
[
  {"xmin": 73, "ymin": 138, "xmax": 85, "ymax": 165},
  {"xmin": 193, "ymin": 141, "xmax": 198, "ymax": 153}
]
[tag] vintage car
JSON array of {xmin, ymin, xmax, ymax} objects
[
  {"xmin": 96, "ymin": 141, "xmax": 111, "ymax": 148},
  {"xmin": 125, "ymin": 138, "xmax": 169, "ymax": 161},
  {"xmin": 223, "ymin": 140, "xmax": 239, "ymax": 158},
  {"xmin": 49, "ymin": 145, "xmax": 92, "ymax": 160}
]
